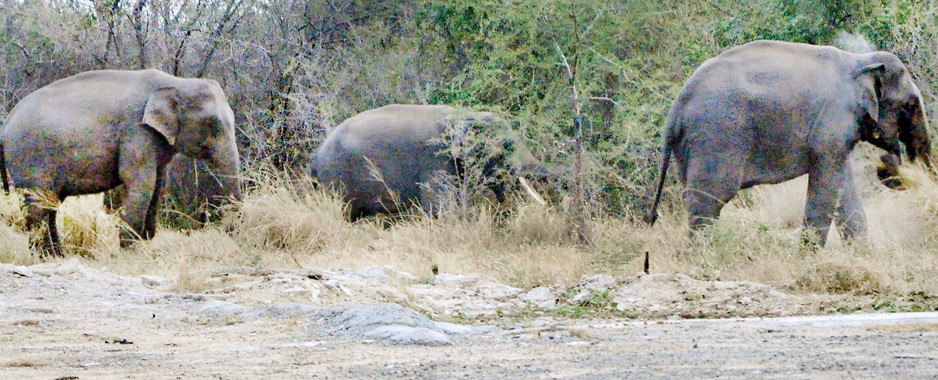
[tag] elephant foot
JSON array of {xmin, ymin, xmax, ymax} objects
[
  {"xmin": 119, "ymin": 234, "xmax": 142, "ymax": 249},
  {"xmin": 119, "ymin": 228, "xmax": 144, "ymax": 249},
  {"xmin": 42, "ymin": 242, "xmax": 62, "ymax": 258},
  {"xmin": 30, "ymin": 231, "xmax": 62, "ymax": 258}
]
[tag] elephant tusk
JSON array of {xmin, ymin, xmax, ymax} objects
[{"xmin": 518, "ymin": 177, "xmax": 547, "ymax": 207}]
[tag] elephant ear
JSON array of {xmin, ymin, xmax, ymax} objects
[
  {"xmin": 142, "ymin": 87, "xmax": 180, "ymax": 146},
  {"xmin": 855, "ymin": 63, "xmax": 885, "ymax": 125}
]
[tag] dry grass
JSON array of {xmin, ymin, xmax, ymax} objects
[{"xmin": 2, "ymin": 150, "xmax": 938, "ymax": 298}]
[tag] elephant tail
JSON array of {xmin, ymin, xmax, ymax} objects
[
  {"xmin": 0, "ymin": 141, "xmax": 9, "ymax": 194},
  {"xmin": 646, "ymin": 113, "xmax": 679, "ymax": 226},
  {"xmin": 647, "ymin": 146, "xmax": 671, "ymax": 225}
]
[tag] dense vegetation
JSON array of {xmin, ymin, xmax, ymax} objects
[
  {"xmin": 1, "ymin": 0, "xmax": 936, "ymax": 218},
  {"xmin": 3, "ymin": 1, "xmax": 938, "ymax": 300}
]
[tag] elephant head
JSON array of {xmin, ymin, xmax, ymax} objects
[
  {"xmin": 856, "ymin": 52, "xmax": 932, "ymax": 188},
  {"xmin": 142, "ymin": 80, "xmax": 243, "ymax": 202},
  {"xmin": 447, "ymin": 111, "xmax": 550, "ymax": 202}
]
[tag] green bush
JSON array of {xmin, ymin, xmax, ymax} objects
[{"xmin": 0, "ymin": 0, "xmax": 935, "ymax": 222}]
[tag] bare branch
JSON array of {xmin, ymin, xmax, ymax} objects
[
  {"xmin": 131, "ymin": 0, "xmax": 148, "ymax": 69},
  {"xmin": 169, "ymin": 0, "xmax": 206, "ymax": 76},
  {"xmin": 554, "ymin": 42, "xmax": 574, "ymax": 82},
  {"xmin": 196, "ymin": 0, "xmax": 248, "ymax": 77},
  {"xmin": 553, "ymin": 41, "xmax": 581, "ymax": 116},
  {"xmin": 588, "ymin": 96, "xmax": 619, "ymax": 106},
  {"xmin": 98, "ymin": 0, "xmax": 122, "ymax": 65},
  {"xmin": 553, "ymin": 39, "xmax": 590, "ymax": 244}
]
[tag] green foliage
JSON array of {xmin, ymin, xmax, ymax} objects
[
  {"xmin": 711, "ymin": 0, "xmax": 871, "ymax": 46},
  {"xmin": 0, "ymin": 0, "xmax": 936, "ymax": 220},
  {"xmin": 508, "ymin": 288, "xmax": 630, "ymax": 320},
  {"xmin": 873, "ymin": 292, "xmax": 938, "ymax": 313}
]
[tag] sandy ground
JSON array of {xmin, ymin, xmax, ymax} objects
[{"xmin": 2, "ymin": 259, "xmax": 938, "ymax": 379}]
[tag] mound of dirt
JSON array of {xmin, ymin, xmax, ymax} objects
[
  {"xmin": 612, "ymin": 273, "xmax": 819, "ymax": 318},
  {"xmin": 314, "ymin": 303, "xmax": 479, "ymax": 345}
]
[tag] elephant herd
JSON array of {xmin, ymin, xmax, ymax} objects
[{"xmin": 0, "ymin": 40, "xmax": 932, "ymax": 255}]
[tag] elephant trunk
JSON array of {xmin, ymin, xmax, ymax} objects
[
  {"xmin": 878, "ymin": 100, "xmax": 932, "ymax": 189},
  {"xmin": 207, "ymin": 136, "xmax": 243, "ymax": 204},
  {"xmin": 903, "ymin": 101, "xmax": 931, "ymax": 165}
]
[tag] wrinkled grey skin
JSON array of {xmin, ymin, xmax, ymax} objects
[
  {"xmin": 313, "ymin": 104, "xmax": 546, "ymax": 221},
  {"xmin": 649, "ymin": 40, "xmax": 931, "ymax": 244},
  {"xmin": 1, "ymin": 69, "xmax": 242, "ymax": 254},
  {"xmin": 103, "ymin": 154, "xmax": 240, "ymax": 227}
]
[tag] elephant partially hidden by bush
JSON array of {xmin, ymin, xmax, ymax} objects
[
  {"xmin": 312, "ymin": 104, "xmax": 548, "ymax": 221},
  {"xmin": 0, "ymin": 69, "xmax": 242, "ymax": 255},
  {"xmin": 103, "ymin": 154, "xmax": 240, "ymax": 229},
  {"xmin": 648, "ymin": 40, "xmax": 931, "ymax": 244}
]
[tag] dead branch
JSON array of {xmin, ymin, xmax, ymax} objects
[
  {"xmin": 588, "ymin": 96, "xmax": 619, "ymax": 106},
  {"xmin": 131, "ymin": 0, "xmax": 148, "ymax": 69},
  {"xmin": 553, "ymin": 40, "xmax": 591, "ymax": 245},
  {"xmin": 196, "ymin": 0, "xmax": 247, "ymax": 77}
]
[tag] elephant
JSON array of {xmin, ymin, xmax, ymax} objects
[
  {"xmin": 103, "ymin": 154, "xmax": 241, "ymax": 228},
  {"xmin": 647, "ymin": 40, "xmax": 931, "ymax": 244},
  {"xmin": 312, "ymin": 104, "xmax": 547, "ymax": 221},
  {"xmin": 0, "ymin": 69, "xmax": 242, "ymax": 255}
]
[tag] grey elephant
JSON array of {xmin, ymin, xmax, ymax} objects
[
  {"xmin": 648, "ymin": 40, "xmax": 931, "ymax": 244},
  {"xmin": 103, "ymin": 154, "xmax": 241, "ymax": 228},
  {"xmin": 1, "ymin": 69, "xmax": 242, "ymax": 254},
  {"xmin": 313, "ymin": 104, "xmax": 546, "ymax": 221}
]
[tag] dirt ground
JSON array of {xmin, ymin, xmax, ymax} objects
[{"xmin": 2, "ymin": 259, "xmax": 938, "ymax": 379}]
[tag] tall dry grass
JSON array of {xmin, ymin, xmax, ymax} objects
[{"xmin": 2, "ymin": 149, "xmax": 938, "ymax": 297}]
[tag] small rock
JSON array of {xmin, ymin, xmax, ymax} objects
[
  {"xmin": 55, "ymin": 258, "xmax": 81, "ymax": 275},
  {"xmin": 569, "ymin": 275, "xmax": 617, "ymax": 304},
  {"xmin": 364, "ymin": 325, "xmax": 452, "ymax": 346},
  {"xmin": 739, "ymin": 296, "xmax": 752, "ymax": 306},
  {"xmin": 434, "ymin": 321, "xmax": 477, "ymax": 335},
  {"xmin": 13, "ymin": 266, "xmax": 33, "ymax": 278},
  {"xmin": 141, "ymin": 275, "xmax": 167, "ymax": 288},
  {"xmin": 520, "ymin": 287, "xmax": 556, "ymax": 308},
  {"xmin": 199, "ymin": 300, "xmax": 245, "ymax": 318}
]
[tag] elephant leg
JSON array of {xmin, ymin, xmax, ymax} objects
[
  {"xmin": 836, "ymin": 167, "xmax": 866, "ymax": 241},
  {"xmin": 419, "ymin": 170, "xmax": 451, "ymax": 217},
  {"xmin": 143, "ymin": 165, "xmax": 167, "ymax": 237},
  {"xmin": 102, "ymin": 185, "xmax": 126, "ymax": 213},
  {"xmin": 805, "ymin": 163, "xmax": 849, "ymax": 246},
  {"xmin": 489, "ymin": 177, "xmax": 507, "ymax": 204},
  {"xmin": 119, "ymin": 166, "xmax": 160, "ymax": 247},
  {"xmin": 23, "ymin": 198, "xmax": 44, "ymax": 232},
  {"xmin": 348, "ymin": 205, "xmax": 365, "ymax": 222},
  {"xmin": 118, "ymin": 130, "xmax": 174, "ymax": 247},
  {"xmin": 24, "ymin": 192, "xmax": 61, "ymax": 257},
  {"xmin": 684, "ymin": 157, "xmax": 740, "ymax": 230},
  {"xmin": 44, "ymin": 208, "xmax": 61, "ymax": 257}
]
